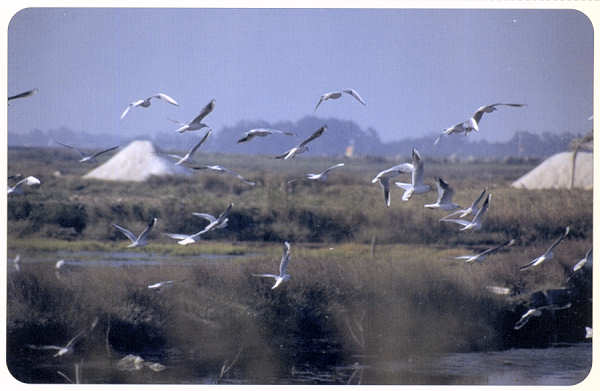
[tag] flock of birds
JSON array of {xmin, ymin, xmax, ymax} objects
[{"xmin": 7, "ymin": 85, "xmax": 593, "ymax": 366}]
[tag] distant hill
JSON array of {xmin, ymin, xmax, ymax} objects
[{"xmin": 7, "ymin": 117, "xmax": 581, "ymax": 159}]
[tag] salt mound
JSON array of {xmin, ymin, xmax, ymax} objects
[
  {"xmin": 84, "ymin": 140, "xmax": 191, "ymax": 182},
  {"xmin": 512, "ymin": 151, "xmax": 593, "ymax": 190}
]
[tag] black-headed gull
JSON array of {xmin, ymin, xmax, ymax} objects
[
  {"xmin": 275, "ymin": 125, "xmax": 327, "ymax": 160},
  {"xmin": 120, "ymin": 93, "xmax": 179, "ymax": 119},
  {"xmin": 314, "ymin": 89, "xmax": 366, "ymax": 111},
  {"xmin": 394, "ymin": 148, "xmax": 431, "ymax": 201},
  {"xmin": 171, "ymin": 99, "xmax": 215, "ymax": 133},
  {"xmin": 8, "ymin": 175, "xmax": 41, "ymax": 195},
  {"xmin": 147, "ymin": 280, "xmax": 177, "ymax": 290},
  {"xmin": 8, "ymin": 88, "xmax": 38, "ymax": 102},
  {"xmin": 572, "ymin": 248, "xmax": 592, "ymax": 272},
  {"xmin": 190, "ymin": 164, "xmax": 255, "ymax": 186},
  {"xmin": 371, "ymin": 163, "xmax": 413, "ymax": 207},
  {"xmin": 513, "ymin": 308, "xmax": 542, "ymax": 330},
  {"xmin": 469, "ymin": 103, "xmax": 526, "ymax": 132},
  {"xmin": 54, "ymin": 140, "xmax": 119, "ymax": 163},
  {"xmin": 167, "ymin": 129, "xmax": 212, "ymax": 165},
  {"xmin": 112, "ymin": 217, "xmax": 157, "ymax": 248},
  {"xmin": 11, "ymin": 254, "xmax": 21, "ymax": 272},
  {"xmin": 252, "ymin": 241, "xmax": 291, "ymax": 289},
  {"xmin": 27, "ymin": 329, "xmax": 86, "ymax": 357},
  {"xmin": 441, "ymin": 189, "xmax": 487, "ymax": 220},
  {"xmin": 520, "ymin": 226, "xmax": 570, "ymax": 271},
  {"xmin": 165, "ymin": 203, "xmax": 232, "ymax": 245},
  {"xmin": 237, "ymin": 128, "xmax": 296, "ymax": 143},
  {"xmin": 425, "ymin": 177, "xmax": 460, "ymax": 211},
  {"xmin": 454, "ymin": 239, "xmax": 515, "ymax": 263},
  {"xmin": 305, "ymin": 163, "xmax": 345, "ymax": 181},
  {"xmin": 440, "ymin": 193, "xmax": 491, "ymax": 231},
  {"xmin": 585, "ymin": 327, "xmax": 592, "ymax": 339},
  {"xmin": 433, "ymin": 121, "xmax": 475, "ymax": 145}
]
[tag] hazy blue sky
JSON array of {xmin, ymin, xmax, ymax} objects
[{"xmin": 7, "ymin": 8, "xmax": 594, "ymax": 142}]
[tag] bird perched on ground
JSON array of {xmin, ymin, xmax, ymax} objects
[
  {"xmin": 8, "ymin": 88, "xmax": 38, "ymax": 103},
  {"xmin": 440, "ymin": 193, "xmax": 491, "ymax": 231},
  {"xmin": 237, "ymin": 128, "xmax": 296, "ymax": 143},
  {"xmin": 469, "ymin": 103, "xmax": 526, "ymax": 132},
  {"xmin": 424, "ymin": 177, "xmax": 460, "ymax": 211},
  {"xmin": 189, "ymin": 164, "xmax": 255, "ymax": 186},
  {"xmin": 165, "ymin": 203, "xmax": 232, "ymax": 245},
  {"xmin": 166, "ymin": 129, "xmax": 212, "ymax": 165},
  {"xmin": 120, "ymin": 93, "xmax": 179, "ymax": 119},
  {"xmin": 171, "ymin": 99, "xmax": 215, "ymax": 133},
  {"xmin": 394, "ymin": 148, "xmax": 431, "ymax": 201},
  {"xmin": 54, "ymin": 140, "xmax": 119, "ymax": 163},
  {"xmin": 275, "ymin": 125, "xmax": 327, "ymax": 160},
  {"xmin": 112, "ymin": 217, "xmax": 158, "ymax": 248},
  {"xmin": 7, "ymin": 175, "xmax": 41, "ymax": 195},
  {"xmin": 252, "ymin": 241, "xmax": 292, "ymax": 289},
  {"xmin": 314, "ymin": 89, "xmax": 366, "ymax": 111},
  {"xmin": 453, "ymin": 239, "xmax": 515, "ymax": 263},
  {"xmin": 520, "ymin": 226, "xmax": 570, "ymax": 271}
]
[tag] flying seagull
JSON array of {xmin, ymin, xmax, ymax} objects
[
  {"xmin": 165, "ymin": 203, "xmax": 232, "ymax": 245},
  {"xmin": 433, "ymin": 121, "xmax": 475, "ymax": 145},
  {"xmin": 11, "ymin": 254, "xmax": 21, "ymax": 272},
  {"xmin": 112, "ymin": 217, "xmax": 158, "ymax": 248},
  {"xmin": 171, "ymin": 99, "xmax": 215, "ymax": 133},
  {"xmin": 190, "ymin": 164, "xmax": 255, "ymax": 186},
  {"xmin": 371, "ymin": 163, "xmax": 413, "ymax": 207},
  {"xmin": 237, "ymin": 128, "xmax": 296, "ymax": 143},
  {"xmin": 148, "ymin": 280, "xmax": 176, "ymax": 290},
  {"xmin": 470, "ymin": 103, "xmax": 526, "ymax": 132},
  {"xmin": 315, "ymin": 89, "xmax": 366, "ymax": 111},
  {"xmin": 454, "ymin": 239, "xmax": 515, "ymax": 263},
  {"xmin": 305, "ymin": 163, "xmax": 345, "ymax": 181},
  {"xmin": 441, "ymin": 189, "xmax": 487, "ymax": 220},
  {"xmin": 275, "ymin": 125, "xmax": 327, "ymax": 160},
  {"xmin": 252, "ymin": 241, "xmax": 292, "ymax": 289},
  {"xmin": 54, "ymin": 140, "xmax": 119, "ymax": 163},
  {"xmin": 513, "ymin": 308, "xmax": 542, "ymax": 330},
  {"xmin": 8, "ymin": 175, "xmax": 41, "ymax": 195},
  {"xmin": 8, "ymin": 88, "xmax": 38, "ymax": 102},
  {"xmin": 440, "ymin": 193, "xmax": 491, "ymax": 231},
  {"xmin": 120, "ymin": 93, "xmax": 179, "ymax": 119},
  {"xmin": 572, "ymin": 248, "xmax": 592, "ymax": 272},
  {"xmin": 394, "ymin": 148, "xmax": 432, "ymax": 201},
  {"xmin": 27, "ymin": 329, "xmax": 87, "ymax": 357},
  {"xmin": 520, "ymin": 226, "xmax": 570, "ymax": 271},
  {"xmin": 167, "ymin": 129, "xmax": 212, "ymax": 165},
  {"xmin": 424, "ymin": 177, "xmax": 460, "ymax": 211}
]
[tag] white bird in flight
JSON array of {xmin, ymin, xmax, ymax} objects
[
  {"xmin": 572, "ymin": 248, "xmax": 592, "ymax": 272},
  {"xmin": 27, "ymin": 329, "xmax": 87, "ymax": 357},
  {"xmin": 148, "ymin": 280, "xmax": 176, "ymax": 290},
  {"xmin": 306, "ymin": 163, "xmax": 345, "ymax": 181},
  {"xmin": 54, "ymin": 140, "xmax": 119, "ymax": 163},
  {"xmin": 372, "ymin": 163, "xmax": 413, "ymax": 207},
  {"xmin": 513, "ymin": 308, "xmax": 543, "ymax": 330},
  {"xmin": 171, "ymin": 99, "xmax": 215, "ymax": 133},
  {"xmin": 469, "ymin": 103, "xmax": 526, "ymax": 132},
  {"xmin": 7, "ymin": 175, "xmax": 41, "ymax": 195},
  {"xmin": 314, "ymin": 89, "xmax": 366, "ymax": 111},
  {"xmin": 454, "ymin": 239, "xmax": 515, "ymax": 263},
  {"xmin": 112, "ymin": 217, "xmax": 158, "ymax": 248},
  {"xmin": 275, "ymin": 125, "xmax": 327, "ymax": 160},
  {"xmin": 252, "ymin": 241, "xmax": 292, "ymax": 289},
  {"xmin": 441, "ymin": 189, "xmax": 487, "ymax": 220},
  {"xmin": 120, "ymin": 93, "xmax": 179, "ymax": 119},
  {"xmin": 237, "ymin": 128, "xmax": 296, "ymax": 143},
  {"xmin": 190, "ymin": 164, "xmax": 255, "ymax": 186},
  {"xmin": 424, "ymin": 177, "xmax": 460, "ymax": 211},
  {"xmin": 394, "ymin": 148, "xmax": 431, "ymax": 201},
  {"xmin": 520, "ymin": 226, "xmax": 570, "ymax": 271},
  {"xmin": 167, "ymin": 129, "xmax": 212, "ymax": 165},
  {"xmin": 165, "ymin": 203, "xmax": 232, "ymax": 245},
  {"xmin": 433, "ymin": 121, "xmax": 475, "ymax": 145},
  {"xmin": 440, "ymin": 193, "xmax": 491, "ymax": 231}
]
